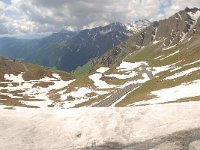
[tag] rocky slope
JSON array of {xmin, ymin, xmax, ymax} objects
[{"xmin": 95, "ymin": 7, "xmax": 200, "ymax": 67}]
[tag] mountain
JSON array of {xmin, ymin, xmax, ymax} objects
[
  {"xmin": 0, "ymin": 30, "xmax": 77, "ymax": 67},
  {"xmin": 72, "ymin": 7, "xmax": 200, "ymax": 107},
  {"xmin": 0, "ymin": 21, "xmax": 149, "ymax": 72},
  {"xmin": 125, "ymin": 19, "xmax": 151, "ymax": 32},
  {"xmin": 1, "ymin": 7, "xmax": 199, "ymax": 109},
  {"xmin": 0, "ymin": 56, "xmax": 74, "ymax": 108},
  {"xmin": 1, "ymin": 7, "xmax": 200, "ymax": 150},
  {"xmin": 56, "ymin": 22, "xmax": 149, "ymax": 71},
  {"xmin": 92, "ymin": 7, "xmax": 200, "ymax": 67}
]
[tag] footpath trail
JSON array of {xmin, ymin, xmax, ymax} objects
[
  {"xmin": 93, "ymin": 64, "xmax": 154, "ymax": 107},
  {"xmin": 22, "ymin": 63, "xmax": 28, "ymax": 72}
]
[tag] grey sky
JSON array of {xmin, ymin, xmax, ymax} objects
[{"xmin": 0, "ymin": 0, "xmax": 200, "ymax": 37}]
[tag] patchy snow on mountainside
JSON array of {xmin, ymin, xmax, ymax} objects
[
  {"xmin": 162, "ymin": 44, "xmax": 178, "ymax": 50},
  {"xmin": 0, "ymin": 71, "xmax": 76, "ymax": 108},
  {"xmin": 105, "ymin": 71, "xmax": 137, "ymax": 79},
  {"xmin": 134, "ymin": 80, "xmax": 200, "ymax": 106},
  {"xmin": 52, "ymin": 73, "xmax": 61, "ymax": 80},
  {"xmin": 117, "ymin": 61, "xmax": 148, "ymax": 72},
  {"xmin": 188, "ymin": 10, "xmax": 200, "ymax": 30},
  {"xmin": 89, "ymin": 73, "xmax": 117, "ymax": 89},
  {"xmin": 99, "ymin": 29, "xmax": 112, "ymax": 35},
  {"xmin": 154, "ymin": 55, "xmax": 164, "ymax": 60},
  {"xmin": 126, "ymin": 19, "xmax": 151, "ymax": 33},
  {"xmin": 184, "ymin": 59, "xmax": 200, "ymax": 67},
  {"xmin": 160, "ymin": 50, "xmax": 180, "ymax": 60},
  {"xmin": 1, "ymin": 102, "xmax": 200, "ymax": 150},
  {"xmin": 164, "ymin": 67, "xmax": 200, "ymax": 80},
  {"xmin": 59, "ymin": 87, "xmax": 110, "ymax": 107},
  {"xmin": 4, "ymin": 73, "xmax": 24, "ymax": 82},
  {"xmin": 58, "ymin": 87, "xmax": 109, "ymax": 108},
  {"xmin": 152, "ymin": 65, "xmax": 172, "ymax": 75},
  {"xmin": 96, "ymin": 67, "xmax": 109, "ymax": 73},
  {"xmin": 153, "ymin": 40, "xmax": 160, "ymax": 44}
]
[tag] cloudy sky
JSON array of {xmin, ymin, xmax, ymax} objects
[{"xmin": 0, "ymin": 0, "xmax": 200, "ymax": 38}]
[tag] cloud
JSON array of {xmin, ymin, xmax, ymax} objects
[
  {"xmin": 0, "ymin": 0, "xmax": 200, "ymax": 36},
  {"xmin": 154, "ymin": 0, "xmax": 200, "ymax": 20}
]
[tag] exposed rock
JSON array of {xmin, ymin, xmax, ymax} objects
[{"xmin": 96, "ymin": 8, "xmax": 200, "ymax": 68}]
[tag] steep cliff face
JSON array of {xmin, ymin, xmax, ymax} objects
[{"xmin": 97, "ymin": 7, "xmax": 200, "ymax": 67}]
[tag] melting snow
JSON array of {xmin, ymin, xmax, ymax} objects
[
  {"xmin": 154, "ymin": 55, "xmax": 164, "ymax": 60},
  {"xmin": 59, "ymin": 87, "xmax": 110, "ymax": 108},
  {"xmin": 164, "ymin": 67, "xmax": 200, "ymax": 80},
  {"xmin": 134, "ymin": 80, "xmax": 200, "ymax": 105},
  {"xmin": 2, "ymin": 102, "xmax": 200, "ymax": 149},
  {"xmin": 160, "ymin": 50, "xmax": 180, "ymax": 60},
  {"xmin": 52, "ymin": 73, "xmax": 61, "ymax": 80},
  {"xmin": 4, "ymin": 73, "xmax": 24, "ymax": 82},
  {"xmin": 96, "ymin": 67, "xmax": 109, "ymax": 73},
  {"xmin": 152, "ymin": 65, "xmax": 172, "ymax": 75},
  {"xmin": 177, "ymin": 13, "xmax": 182, "ymax": 20},
  {"xmin": 117, "ymin": 61, "xmax": 148, "ymax": 72},
  {"xmin": 39, "ymin": 76, "xmax": 57, "ymax": 82},
  {"xmin": 162, "ymin": 44, "xmax": 177, "ymax": 50},
  {"xmin": 99, "ymin": 29, "xmax": 112, "ymax": 35},
  {"xmin": 153, "ymin": 40, "xmax": 160, "ymax": 44},
  {"xmin": 188, "ymin": 10, "xmax": 200, "ymax": 29},
  {"xmin": 184, "ymin": 59, "xmax": 200, "ymax": 67},
  {"xmin": 89, "ymin": 73, "xmax": 116, "ymax": 89},
  {"xmin": 105, "ymin": 71, "xmax": 137, "ymax": 79},
  {"xmin": 60, "ymin": 87, "xmax": 94, "ymax": 100}
]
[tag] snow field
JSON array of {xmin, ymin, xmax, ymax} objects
[
  {"xmin": 134, "ymin": 80, "xmax": 200, "ymax": 105},
  {"xmin": 1, "ymin": 101, "xmax": 200, "ymax": 149}
]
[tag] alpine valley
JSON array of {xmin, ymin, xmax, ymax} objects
[{"xmin": 1, "ymin": 7, "xmax": 200, "ymax": 150}]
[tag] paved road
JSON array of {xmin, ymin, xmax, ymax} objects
[{"xmin": 93, "ymin": 64, "xmax": 154, "ymax": 107}]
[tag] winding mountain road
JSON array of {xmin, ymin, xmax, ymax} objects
[{"xmin": 93, "ymin": 64, "xmax": 154, "ymax": 107}]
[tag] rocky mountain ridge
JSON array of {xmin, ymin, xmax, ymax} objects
[{"xmin": 95, "ymin": 7, "xmax": 200, "ymax": 67}]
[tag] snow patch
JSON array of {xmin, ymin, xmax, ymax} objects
[
  {"xmin": 162, "ymin": 44, "xmax": 177, "ymax": 51},
  {"xmin": 89, "ymin": 73, "xmax": 116, "ymax": 89},
  {"xmin": 164, "ymin": 67, "xmax": 200, "ymax": 80},
  {"xmin": 160, "ymin": 50, "xmax": 180, "ymax": 60},
  {"xmin": 99, "ymin": 29, "xmax": 112, "ymax": 35},
  {"xmin": 117, "ymin": 61, "xmax": 148, "ymax": 72},
  {"xmin": 154, "ymin": 55, "xmax": 164, "ymax": 60},
  {"xmin": 153, "ymin": 40, "xmax": 160, "ymax": 44},
  {"xmin": 105, "ymin": 71, "xmax": 137, "ymax": 79},
  {"xmin": 96, "ymin": 67, "xmax": 109, "ymax": 73},
  {"xmin": 4, "ymin": 73, "xmax": 24, "ymax": 83},
  {"xmin": 188, "ymin": 10, "xmax": 200, "ymax": 29},
  {"xmin": 152, "ymin": 65, "xmax": 172, "ymax": 75},
  {"xmin": 184, "ymin": 60, "xmax": 200, "ymax": 67},
  {"xmin": 52, "ymin": 73, "xmax": 61, "ymax": 80},
  {"xmin": 134, "ymin": 80, "xmax": 200, "ymax": 105}
]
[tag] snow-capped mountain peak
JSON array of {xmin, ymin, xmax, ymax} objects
[{"xmin": 125, "ymin": 19, "xmax": 151, "ymax": 33}]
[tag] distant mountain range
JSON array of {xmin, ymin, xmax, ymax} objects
[
  {"xmin": 0, "ymin": 7, "xmax": 200, "ymax": 109},
  {"xmin": 0, "ymin": 20, "xmax": 150, "ymax": 72}
]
